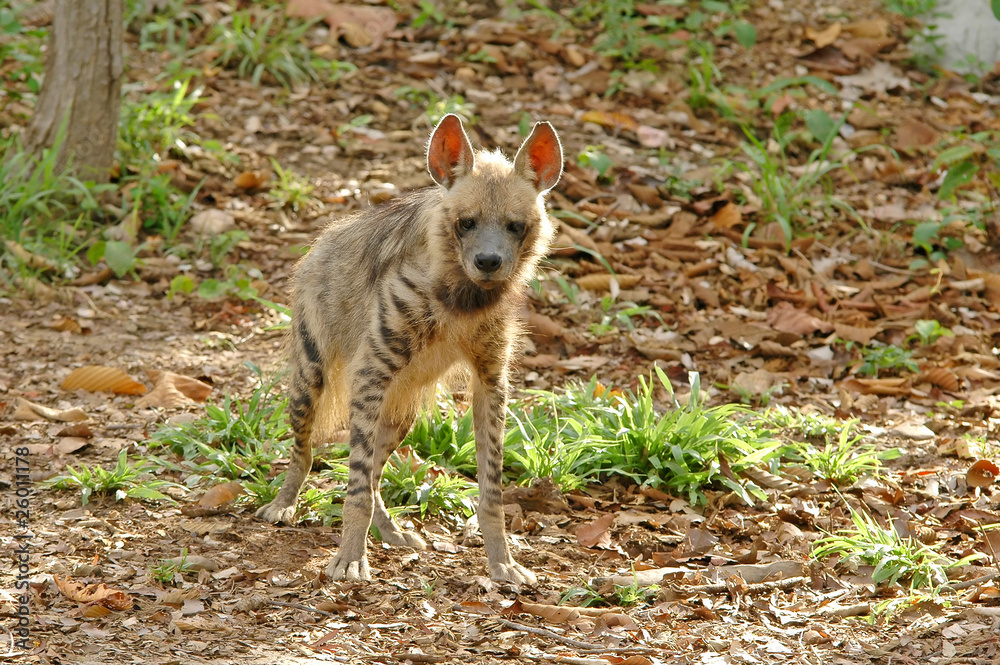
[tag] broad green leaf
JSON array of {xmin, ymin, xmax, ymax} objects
[
  {"xmin": 938, "ymin": 160, "xmax": 978, "ymax": 199},
  {"xmin": 993, "ymin": 0, "xmax": 1000, "ymax": 20},
  {"xmin": 169, "ymin": 274, "xmax": 196, "ymax": 298},
  {"xmin": 804, "ymin": 109, "xmax": 836, "ymax": 144},
  {"xmin": 912, "ymin": 221, "xmax": 940, "ymax": 248},
  {"xmin": 103, "ymin": 240, "xmax": 136, "ymax": 277},
  {"xmin": 932, "ymin": 144, "xmax": 976, "ymax": 169},
  {"xmin": 197, "ymin": 278, "xmax": 227, "ymax": 300},
  {"xmin": 734, "ymin": 21, "xmax": 757, "ymax": 48},
  {"xmin": 86, "ymin": 241, "xmax": 105, "ymax": 266}
]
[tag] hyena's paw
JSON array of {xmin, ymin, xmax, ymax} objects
[
  {"xmin": 379, "ymin": 528, "xmax": 428, "ymax": 550},
  {"xmin": 489, "ymin": 560, "xmax": 537, "ymax": 586},
  {"xmin": 325, "ymin": 553, "xmax": 371, "ymax": 581},
  {"xmin": 255, "ymin": 501, "xmax": 297, "ymax": 525}
]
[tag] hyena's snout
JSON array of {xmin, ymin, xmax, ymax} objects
[
  {"xmin": 464, "ymin": 226, "xmax": 519, "ymax": 283},
  {"xmin": 474, "ymin": 251, "xmax": 502, "ymax": 273}
]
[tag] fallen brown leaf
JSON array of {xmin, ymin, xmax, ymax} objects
[
  {"xmin": 62, "ymin": 365, "xmax": 147, "ymax": 395},
  {"xmin": 967, "ymin": 460, "xmax": 999, "ymax": 489},
  {"xmin": 895, "ymin": 120, "xmax": 938, "ymax": 151},
  {"xmin": 805, "ymin": 23, "xmax": 841, "ymax": 49},
  {"xmin": 12, "ymin": 397, "xmax": 88, "ymax": 422},
  {"xmin": 577, "ymin": 513, "xmax": 615, "ymax": 549},
  {"xmin": 54, "ymin": 576, "xmax": 133, "ymax": 610},
  {"xmin": 575, "ymin": 273, "xmax": 643, "ymax": 292},
  {"xmin": 580, "ymin": 110, "xmax": 639, "ymax": 132}
]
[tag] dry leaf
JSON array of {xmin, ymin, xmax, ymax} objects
[
  {"xmin": 233, "ymin": 170, "xmax": 269, "ymax": 189},
  {"xmin": 967, "ymin": 460, "xmax": 999, "ymax": 489},
  {"xmin": 920, "ymin": 367, "xmax": 959, "ymax": 392},
  {"xmin": 709, "ymin": 202, "xmax": 742, "ymax": 229},
  {"xmin": 580, "ymin": 110, "xmax": 639, "ymax": 132},
  {"xmin": 841, "ymin": 377, "xmax": 910, "ymax": 396},
  {"xmin": 62, "ymin": 365, "xmax": 147, "ymax": 395},
  {"xmin": 12, "ymin": 397, "xmax": 88, "ymax": 422},
  {"xmin": 832, "ymin": 323, "xmax": 881, "ymax": 345},
  {"xmin": 325, "ymin": 5, "xmax": 397, "ymax": 49},
  {"xmin": 843, "ymin": 18, "xmax": 889, "ymax": 39},
  {"xmin": 526, "ymin": 311, "xmax": 563, "ymax": 342},
  {"xmin": 146, "ymin": 370, "xmax": 213, "ymax": 402},
  {"xmin": 5, "ymin": 240, "xmax": 59, "ymax": 272},
  {"xmin": 576, "ymin": 273, "xmax": 643, "ymax": 292},
  {"xmin": 577, "ymin": 513, "xmax": 615, "ymax": 549},
  {"xmin": 805, "ymin": 23, "xmax": 842, "ymax": 48},
  {"xmin": 198, "ymin": 481, "xmax": 245, "ymax": 509},
  {"xmin": 54, "ymin": 576, "xmax": 133, "ymax": 610},
  {"xmin": 137, "ymin": 371, "xmax": 212, "ymax": 408},
  {"xmin": 766, "ymin": 302, "xmax": 833, "ymax": 336},
  {"xmin": 841, "ymin": 37, "xmax": 895, "ymax": 60},
  {"xmin": 895, "ymin": 120, "xmax": 938, "ymax": 150}
]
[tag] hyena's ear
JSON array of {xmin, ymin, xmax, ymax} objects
[
  {"xmin": 427, "ymin": 114, "xmax": 475, "ymax": 188},
  {"xmin": 513, "ymin": 121, "xmax": 563, "ymax": 193}
]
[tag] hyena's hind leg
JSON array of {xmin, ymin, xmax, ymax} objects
[
  {"xmin": 256, "ymin": 321, "xmax": 325, "ymax": 524},
  {"xmin": 370, "ymin": 415, "xmax": 427, "ymax": 550}
]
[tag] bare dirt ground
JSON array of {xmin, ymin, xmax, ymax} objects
[{"xmin": 3, "ymin": 0, "xmax": 1000, "ymax": 663}]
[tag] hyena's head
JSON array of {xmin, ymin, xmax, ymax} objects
[{"xmin": 426, "ymin": 114, "xmax": 562, "ymax": 301}]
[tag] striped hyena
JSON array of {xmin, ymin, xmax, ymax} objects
[{"xmin": 256, "ymin": 114, "xmax": 563, "ymax": 585}]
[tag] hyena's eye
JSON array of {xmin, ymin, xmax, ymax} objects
[
  {"xmin": 507, "ymin": 221, "xmax": 525, "ymax": 235},
  {"xmin": 459, "ymin": 218, "xmax": 476, "ymax": 232}
]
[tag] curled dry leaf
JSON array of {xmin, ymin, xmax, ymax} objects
[
  {"xmin": 54, "ymin": 575, "xmax": 134, "ymax": 610},
  {"xmin": 62, "ymin": 365, "xmax": 147, "ymax": 395},
  {"xmin": 575, "ymin": 273, "xmax": 642, "ymax": 292},
  {"xmin": 577, "ymin": 512, "xmax": 615, "ymax": 549},
  {"xmin": 13, "ymin": 397, "xmax": 88, "ymax": 422},
  {"xmin": 137, "ymin": 370, "xmax": 212, "ymax": 408},
  {"xmin": 805, "ymin": 23, "xmax": 842, "ymax": 49},
  {"xmin": 840, "ymin": 377, "xmax": 910, "ymax": 396},
  {"xmin": 197, "ymin": 481, "xmax": 245, "ymax": 509},
  {"xmin": 967, "ymin": 459, "xmax": 999, "ymax": 489},
  {"xmin": 920, "ymin": 367, "xmax": 959, "ymax": 392}
]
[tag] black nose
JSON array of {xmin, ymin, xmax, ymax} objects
[{"xmin": 474, "ymin": 253, "xmax": 502, "ymax": 273}]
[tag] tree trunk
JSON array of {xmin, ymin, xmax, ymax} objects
[{"xmin": 26, "ymin": 0, "xmax": 123, "ymax": 183}]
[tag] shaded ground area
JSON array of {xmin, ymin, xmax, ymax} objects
[{"xmin": 2, "ymin": 0, "xmax": 1000, "ymax": 663}]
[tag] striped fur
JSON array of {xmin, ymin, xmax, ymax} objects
[{"xmin": 256, "ymin": 115, "xmax": 562, "ymax": 585}]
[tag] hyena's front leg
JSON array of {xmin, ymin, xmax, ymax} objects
[
  {"xmin": 473, "ymin": 366, "xmax": 537, "ymax": 585},
  {"xmin": 256, "ymin": 320, "xmax": 323, "ymax": 524},
  {"xmin": 326, "ymin": 362, "xmax": 398, "ymax": 581},
  {"xmin": 370, "ymin": 416, "xmax": 427, "ymax": 550}
]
